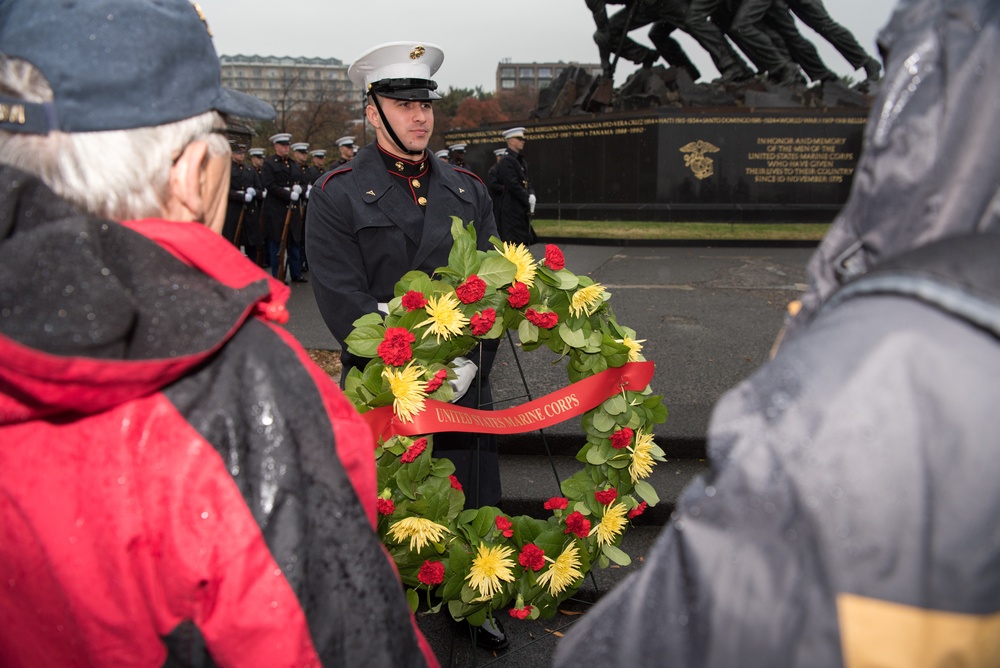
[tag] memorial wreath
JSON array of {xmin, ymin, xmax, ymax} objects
[{"xmin": 343, "ymin": 219, "xmax": 667, "ymax": 626}]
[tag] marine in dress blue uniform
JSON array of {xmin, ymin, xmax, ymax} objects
[
  {"xmin": 306, "ymin": 41, "xmax": 503, "ymax": 510},
  {"xmin": 307, "ymin": 41, "xmax": 509, "ymax": 653}
]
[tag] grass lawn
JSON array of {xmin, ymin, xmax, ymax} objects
[{"xmin": 533, "ymin": 219, "xmax": 830, "ymax": 241}]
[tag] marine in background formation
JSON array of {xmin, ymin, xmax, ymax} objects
[
  {"xmin": 495, "ymin": 127, "xmax": 537, "ymax": 246},
  {"xmin": 335, "ymin": 135, "xmax": 355, "ymax": 166},
  {"xmin": 223, "ymin": 137, "xmax": 263, "ymax": 256},
  {"xmin": 447, "ymin": 142, "xmax": 466, "ymax": 167},
  {"xmin": 246, "ymin": 147, "xmax": 268, "ymax": 266},
  {"xmin": 260, "ymin": 132, "xmax": 307, "ymax": 283}
]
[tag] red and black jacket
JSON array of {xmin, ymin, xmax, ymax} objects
[{"xmin": 0, "ymin": 167, "xmax": 436, "ymax": 667}]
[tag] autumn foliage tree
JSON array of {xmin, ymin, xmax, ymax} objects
[
  {"xmin": 496, "ymin": 85, "xmax": 538, "ymax": 122},
  {"xmin": 448, "ymin": 97, "xmax": 507, "ymax": 131}
]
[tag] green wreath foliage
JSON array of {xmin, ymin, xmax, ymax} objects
[{"xmin": 343, "ymin": 218, "xmax": 667, "ymax": 624}]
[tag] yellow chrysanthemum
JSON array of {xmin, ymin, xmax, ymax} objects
[
  {"xmin": 629, "ymin": 430, "xmax": 657, "ymax": 482},
  {"xmin": 466, "ymin": 543, "xmax": 517, "ymax": 598},
  {"xmin": 569, "ymin": 283, "xmax": 606, "ymax": 318},
  {"xmin": 383, "ymin": 362, "xmax": 428, "ymax": 422},
  {"xmin": 618, "ymin": 336, "xmax": 646, "ymax": 362},
  {"xmin": 502, "ymin": 242, "xmax": 537, "ymax": 287},
  {"xmin": 387, "ymin": 517, "xmax": 449, "ymax": 552},
  {"xmin": 416, "ymin": 292, "xmax": 470, "ymax": 342},
  {"xmin": 590, "ymin": 502, "xmax": 629, "ymax": 546},
  {"xmin": 536, "ymin": 542, "xmax": 583, "ymax": 597}
]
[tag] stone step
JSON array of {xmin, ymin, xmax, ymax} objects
[{"xmin": 496, "ymin": 454, "xmax": 708, "ymax": 526}]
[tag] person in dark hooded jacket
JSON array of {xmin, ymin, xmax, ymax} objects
[
  {"xmin": 0, "ymin": 1, "xmax": 437, "ymax": 666},
  {"xmin": 554, "ymin": 1, "xmax": 1000, "ymax": 665}
]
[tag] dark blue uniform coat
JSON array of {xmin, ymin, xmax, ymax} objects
[{"xmin": 306, "ymin": 143, "xmax": 502, "ymax": 507}]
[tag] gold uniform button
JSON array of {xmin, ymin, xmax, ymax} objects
[
  {"xmin": 417, "ymin": 196, "xmax": 427, "ymax": 206},
  {"xmin": 412, "ymin": 179, "xmax": 421, "ymax": 188}
]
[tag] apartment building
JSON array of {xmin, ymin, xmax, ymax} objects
[
  {"xmin": 219, "ymin": 55, "xmax": 360, "ymax": 105},
  {"xmin": 495, "ymin": 59, "xmax": 603, "ymax": 92}
]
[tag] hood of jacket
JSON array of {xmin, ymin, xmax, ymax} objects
[
  {"xmin": 0, "ymin": 166, "xmax": 290, "ymax": 423},
  {"xmin": 788, "ymin": 0, "xmax": 1000, "ymax": 338}
]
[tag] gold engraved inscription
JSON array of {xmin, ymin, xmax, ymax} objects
[{"xmin": 745, "ymin": 136, "xmax": 855, "ymax": 184}]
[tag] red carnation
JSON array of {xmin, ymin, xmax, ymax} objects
[
  {"xmin": 525, "ymin": 308, "xmax": 559, "ymax": 329},
  {"xmin": 425, "ymin": 368, "xmax": 447, "ymax": 393},
  {"xmin": 518, "ymin": 543, "xmax": 545, "ymax": 572},
  {"xmin": 470, "ymin": 308, "xmax": 497, "ymax": 336},
  {"xmin": 449, "ymin": 475, "xmax": 463, "ymax": 492},
  {"xmin": 543, "ymin": 497, "xmax": 569, "ymax": 511},
  {"xmin": 610, "ymin": 427, "xmax": 634, "ymax": 450},
  {"xmin": 509, "ymin": 606, "xmax": 533, "ymax": 620},
  {"xmin": 376, "ymin": 498, "xmax": 396, "ymax": 516},
  {"xmin": 400, "ymin": 437, "xmax": 428, "ymax": 463},
  {"xmin": 455, "ymin": 274, "xmax": 487, "ymax": 304},
  {"xmin": 377, "ymin": 327, "xmax": 416, "ymax": 367},
  {"xmin": 418, "ymin": 560, "xmax": 445, "ymax": 586},
  {"xmin": 507, "ymin": 282, "xmax": 530, "ymax": 309},
  {"xmin": 628, "ymin": 502, "xmax": 648, "ymax": 519},
  {"xmin": 544, "ymin": 244, "xmax": 565, "ymax": 271},
  {"xmin": 563, "ymin": 511, "xmax": 591, "ymax": 538},
  {"xmin": 495, "ymin": 515, "xmax": 514, "ymax": 538},
  {"xmin": 594, "ymin": 488, "xmax": 618, "ymax": 506},
  {"xmin": 401, "ymin": 290, "xmax": 428, "ymax": 311}
]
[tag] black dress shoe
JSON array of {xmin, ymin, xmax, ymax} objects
[
  {"xmin": 474, "ymin": 617, "xmax": 508, "ymax": 651},
  {"xmin": 292, "ymin": 276, "xmax": 308, "ymax": 283}
]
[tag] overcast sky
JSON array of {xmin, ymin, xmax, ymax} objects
[{"xmin": 198, "ymin": 0, "xmax": 899, "ymax": 90}]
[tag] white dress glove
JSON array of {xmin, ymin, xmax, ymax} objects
[
  {"xmin": 528, "ymin": 193, "xmax": 537, "ymax": 214},
  {"xmin": 449, "ymin": 356, "xmax": 478, "ymax": 403},
  {"xmin": 246, "ymin": 187, "xmax": 256, "ymax": 198},
  {"xmin": 262, "ymin": 189, "xmax": 267, "ymax": 199},
  {"xmin": 244, "ymin": 190, "xmax": 253, "ymax": 202},
  {"xmin": 306, "ymin": 184, "xmax": 312, "ymax": 200},
  {"xmin": 290, "ymin": 190, "xmax": 300, "ymax": 202},
  {"xmin": 292, "ymin": 184, "xmax": 303, "ymax": 195},
  {"xmin": 376, "ymin": 302, "xmax": 389, "ymax": 315}
]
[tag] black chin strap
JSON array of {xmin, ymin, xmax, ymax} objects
[{"xmin": 370, "ymin": 94, "xmax": 424, "ymax": 157}]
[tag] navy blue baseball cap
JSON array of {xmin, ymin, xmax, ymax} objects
[{"xmin": 0, "ymin": 0, "xmax": 275, "ymax": 135}]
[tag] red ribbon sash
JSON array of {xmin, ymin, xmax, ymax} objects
[{"xmin": 363, "ymin": 361, "xmax": 655, "ymax": 442}]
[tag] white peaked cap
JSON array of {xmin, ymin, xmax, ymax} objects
[{"xmin": 348, "ymin": 41, "xmax": 444, "ymax": 99}]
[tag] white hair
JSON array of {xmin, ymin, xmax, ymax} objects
[{"xmin": 0, "ymin": 57, "xmax": 229, "ymax": 222}]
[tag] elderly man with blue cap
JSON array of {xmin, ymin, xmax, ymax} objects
[
  {"xmin": 0, "ymin": 1, "xmax": 437, "ymax": 666},
  {"xmin": 305, "ymin": 40, "xmax": 507, "ymax": 651}
]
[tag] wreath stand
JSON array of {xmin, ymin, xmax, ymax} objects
[{"xmin": 459, "ymin": 330, "xmax": 603, "ymax": 663}]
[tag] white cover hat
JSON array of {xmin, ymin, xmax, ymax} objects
[
  {"xmin": 269, "ymin": 132, "xmax": 292, "ymax": 144},
  {"xmin": 336, "ymin": 136, "xmax": 355, "ymax": 147},
  {"xmin": 348, "ymin": 41, "xmax": 444, "ymax": 100},
  {"xmin": 502, "ymin": 127, "xmax": 526, "ymax": 140},
  {"xmin": 290, "ymin": 142, "xmax": 309, "ymax": 152}
]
